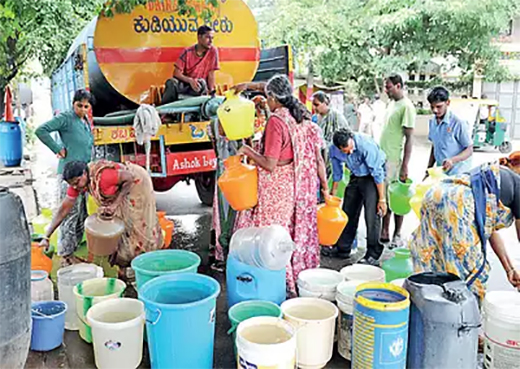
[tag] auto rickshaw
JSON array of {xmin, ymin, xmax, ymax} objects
[{"xmin": 450, "ymin": 98, "xmax": 512, "ymax": 154}]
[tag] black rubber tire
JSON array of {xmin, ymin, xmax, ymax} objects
[
  {"xmin": 499, "ymin": 141, "xmax": 512, "ymax": 154},
  {"xmin": 195, "ymin": 172, "xmax": 215, "ymax": 206}
]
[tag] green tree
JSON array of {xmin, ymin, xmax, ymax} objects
[
  {"xmin": 0, "ymin": 0, "xmax": 217, "ymax": 114},
  {"xmin": 256, "ymin": 0, "xmax": 519, "ymax": 93}
]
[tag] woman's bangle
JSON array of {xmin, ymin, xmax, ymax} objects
[
  {"xmin": 42, "ymin": 236, "xmax": 50, "ymax": 241},
  {"xmin": 378, "ymin": 199, "xmax": 386, "ymax": 203},
  {"xmin": 506, "ymin": 267, "xmax": 515, "ymax": 274}
]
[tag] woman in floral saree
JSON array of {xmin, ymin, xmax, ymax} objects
[
  {"xmin": 233, "ymin": 75, "xmax": 328, "ymax": 296},
  {"xmin": 40, "ymin": 160, "xmax": 163, "ymax": 268}
]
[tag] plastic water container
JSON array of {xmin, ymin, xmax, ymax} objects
[
  {"xmin": 382, "ymin": 248, "xmax": 414, "ymax": 282},
  {"xmin": 483, "ymin": 291, "xmax": 520, "ymax": 369},
  {"xmin": 353, "ymin": 283, "xmax": 410, "ymax": 369},
  {"xmin": 226, "ymin": 255, "xmax": 286, "ymax": 308},
  {"xmin": 405, "ymin": 273, "xmax": 479, "ymax": 369},
  {"xmin": 131, "ymin": 249, "xmax": 201, "ymax": 290},
  {"xmin": 57, "ymin": 263, "xmax": 103, "ymax": 330},
  {"xmin": 228, "ymin": 300, "xmax": 282, "ymax": 354},
  {"xmin": 30, "ymin": 301, "xmax": 67, "ymax": 351},
  {"xmin": 31, "ymin": 270, "xmax": 54, "ymax": 302},
  {"xmin": 139, "ymin": 273, "xmax": 221, "ymax": 369},
  {"xmin": 87, "ymin": 298, "xmax": 145, "ymax": 369},
  {"xmin": 388, "ymin": 179, "xmax": 414, "ymax": 216},
  {"xmin": 336, "ymin": 280, "xmax": 364, "ymax": 361},
  {"xmin": 0, "ymin": 121, "xmax": 22, "ymax": 167},
  {"xmin": 281, "ymin": 297, "xmax": 338, "ymax": 369},
  {"xmin": 340, "ymin": 264, "xmax": 386, "ymax": 283},
  {"xmin": 236, "ymin": 317, "xmax": 296, "ymax": 369},
  {"xmin": 73, "ymin": 278, "xmax": 126, "ymax": 343},
  {"xmin": 32, "ymin": 208, "xmax": 58, "ymax": 250},
  {"xmin": 297, "ymin": 268, "xmax": 344, "ymax": 301},
  {"xmin": 230, "ymin": 225, "xmax": 295, "ymax": 270},
  {"xmin": 217, "ymin": 91, "xmax": 255, "ymax": 140}
]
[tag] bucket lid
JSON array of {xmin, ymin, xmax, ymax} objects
[
  {"xmin": 297, "ymin": 268, "xmax": 344, "ymax": 292},
  {"xmin": 484, "ymin": 291, "xmax": 520, "ymax": 323},
  {"xmin": 31, "ymin": 270, "xmax": 49, "ymax": 282}
]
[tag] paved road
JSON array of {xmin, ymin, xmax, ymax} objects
[{"xmin": 26, "ymin": 136, "xmax": 520, "ymax": 368}]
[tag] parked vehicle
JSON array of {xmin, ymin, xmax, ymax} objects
[
  {"xmin": 50, "ymin": 0, "xmax": 292, "ymax": 205},
  {"xmin": 450, "ymin": 98, "xmax": 512, "ymax": 154}
]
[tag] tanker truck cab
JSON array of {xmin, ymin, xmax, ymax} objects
[{"xmin": 50, "ymin": 0, "xmax": 293, "ymax": 206}]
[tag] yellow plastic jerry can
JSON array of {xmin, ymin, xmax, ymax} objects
[{"xmin": 217, "ymin": 91, "xmax": 255, "ymax": 140}]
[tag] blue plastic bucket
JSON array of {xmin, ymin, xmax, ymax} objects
[
  {"xmin": 131, "ymin": 249, "xmax": 201, "ymax": 290},
  {"xmin": 352, "ymin": 283, "xmax": 410, "ymax": 369},
  {"xmin": 0, "ymin": 122, "xmax": 22, "ymax": 167},
  {"xmin": 139, "ymin": 273, "xmax": 221, "ymax": 369},
  {"xmin": 226, "ymin": 255, "xmax": 286, "ymax": 308},
  {"xmin": 30, "ymin": 301, "xmax": 67, "ymax": 351}
]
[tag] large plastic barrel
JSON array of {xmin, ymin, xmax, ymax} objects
[
  {"xmin": 139, "ymin": 273, "xmax": 220, "ymax": 369},
  {"xmin": 352, "ymin": 283, "xmax": 410, "ymax": 369},
  {"xmin": 404, "ymin": 273, "xmax": 480, "ymax": 369},
  {"xmin": 226, "ymin": 254, "xmax": 286, "ymax": 308},
  {"xmin": 0, "ymin": 187, "xmax": 32, "ymax": 368},
  {"xmin": 0, "ymin": 122, "xmax": 23, "ymax": 167}
]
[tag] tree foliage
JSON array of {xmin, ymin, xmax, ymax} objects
[
  {"xmin": 0, "ymin": 0, "xmax": 218, "ymax": 96},
  {"xmin": 254, "ymin": 0, "xmax": 519, "ymax": 92}
]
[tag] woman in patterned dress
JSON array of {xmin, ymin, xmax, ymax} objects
[
  {"xmin": 233, "ymin": 75, "xmax": 329, "ymax": 297},
  {"xmin": 40, "ymin": 160, "xmax": 163, "ymax": 268},
  {"xmin": 409, "ymin": 162, "xmax": 520, "ymax": 302}
]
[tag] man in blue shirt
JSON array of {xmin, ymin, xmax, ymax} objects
[
  {"xmin": 329, "ymin": 129, "xmax": 387, "ymax": 265},
  {"xmin": 427, "ymin": 87, "xmax": 473, "ymax": 176}
]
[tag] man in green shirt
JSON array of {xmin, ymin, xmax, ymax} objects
[
  {"xmin": 36, "ymin": 89, "xmax": 94, "ymax": 263},
  {"xmin": 379, "ymin": 74, "xmax": 416, "ymax": 249}
]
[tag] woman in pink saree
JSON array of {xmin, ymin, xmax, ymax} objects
[{"xmin": 233, "ymin": 75, "xmax": 328, "ymax": 296}]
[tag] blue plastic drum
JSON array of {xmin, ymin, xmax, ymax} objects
[
  {"xmin": 139, "ymin": 273, "xmax": 220, "ymax": 369},
  {"xmin": 0, "ymin": 122, "xmax": 22, "ymax": 167},
  {"xmin": 226, "ymin": 255, "xmax": 286, "ymax": 308},
  {"xmin": 352, "ymin": 283, "xmax": 410, "ymax": 369}
]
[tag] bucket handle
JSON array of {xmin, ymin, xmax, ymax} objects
[
  {"xmin": 227, "ymin": 325, "xmax": 237, "ymax": 335},
  {"xmin": 31, "ymin": 309, "xmax": 53, "ymax": 319},
  {"xmin": 146, "ymin": 308, "xmax": 162, "ymax": 326}
]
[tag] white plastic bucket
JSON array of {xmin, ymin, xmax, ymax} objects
[
  {"xmin": 340, "ymin": 264, "xmax": 385, "ymax": 283},
  {"xmin": 483, "ymin": 291, "xmax": 520, "ymax": 369},
  {"xmin": 236, "ymin": 316, "xmax": 296, "ymax": 369},
  {"xmin": 281, "ymin": 297, "xmax": 338, "ymax": 369},
  {"xmin": 297, "ymin": 268, "xmax": 344, "ymax": 302},
  {"xmin": 57, "ymin": 263, "xmax": 103, "ymax": 330},
  {"xmin": 73, "ymin": 278, "xmax": 126, "ymax": 343},
  {"xmin": 87, "ymin": 298, "xmax": 145, "ymax": 369},
  {"xmin": 336, "ymin": 280, "xmax": 364, "ymax": 361},
  {"xmin": 391, "ymin": 278, "xmax": 406, "ymax": 287}
]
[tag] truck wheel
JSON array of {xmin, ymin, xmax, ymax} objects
[
  {"xmin": 195, "ymin": 172, "xmax": 215, "ymax": 206},
  {"xmin": 499, "ymin": 141, "xmax": 512, "ymax": 154}
]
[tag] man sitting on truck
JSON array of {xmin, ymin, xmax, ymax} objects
[{"xmin": 161, "ymin": 25, "xmax": 219, "ymax": 104}]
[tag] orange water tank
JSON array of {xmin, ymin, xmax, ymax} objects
[
  {"xmin": 31, "ymin": 244, "xmax": 53, "ymax": 275},
  {"xmin": 217, "ymin": 155, "xmax": 257, "ymax": 211},
  {"xmin": 66, "ymin": 0, "xmax": 260, "ymax": 115},
  {"xmin": 157, "ymin": 211, "xmax": 174, "ymax": 248},
  {"xmin": 317, "ymin": 196, "xmax": 349, "ymax": 246}
]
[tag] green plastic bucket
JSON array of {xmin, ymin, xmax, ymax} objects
[
  {"xmin": 131, "ymin": 249, "xmax": 201, "ymax": 290},
  {"xmin": 388, "ymin": 179, "xmax": 414, "ymax": 215},
  {"xmin": 228, "ymin": 300, "xmax": 283, "ymax": 354}
]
